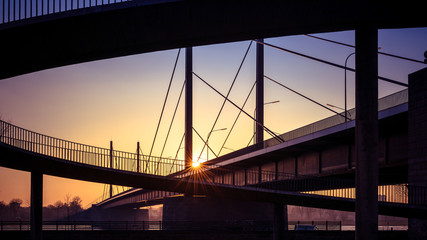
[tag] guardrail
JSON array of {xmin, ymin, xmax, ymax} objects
[
  {"xmin": 0, "ymin": 119, "xmax": 185, "ymax": 176},
  {"xmin": 0, "ymin": 0, "xmax": 184, "ymax": 25},
  {"xmin": 0, "ymin": 220, "xmax": 343, "ymax": 231},
  {"xmin": 1, "ymin": 99, "xmax": 425, "ymax": 208},
  {"xmin": 1, "ymin": 0, "xmax": 132, "ymax": 24}
]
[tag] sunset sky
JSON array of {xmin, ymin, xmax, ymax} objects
[{"xmin": 0, "ymin": 28, "xmax": 426, "ymax": 208}]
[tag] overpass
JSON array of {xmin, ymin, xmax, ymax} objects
[
  {"xmin": 0, "ymin": 0, "xmax": 426, "ymax": 80},
  {"xmin": 96, "ymin": 89, "xmax": 409, "ymax": 208},
  {"xmin": 1, "ymin": 1, "xmax": 427, "ymax": 240},
  {"xmin": 0, "ymin": 101, "xmax": 426, "ymax": 219}
]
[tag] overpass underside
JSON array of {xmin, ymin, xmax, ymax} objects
[{"xmin": 0, "ymin": 1, "xmax": 425, "ymax": 80}]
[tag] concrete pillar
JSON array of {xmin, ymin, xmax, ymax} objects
[
  {"xmin": 31, "ymin": 171, "xmax": 43, "ymax": 240},
  {"xmin": 355, "ymin": 25, "xmax": 378, "ymax": 240},
  {"xmin": 185, "ymin": 47, "xmax": 193, "ymax": 168},
  {"xmin": 255, "ymin": 39, "xmax": 264, "ymax": 146},
  {"xmin": 408, "ymin": 67, "xmax": 427, "ymax": 240},
  {"xmin": 273, "ymin": 203, "xmax": 288, "ymax": 240}
]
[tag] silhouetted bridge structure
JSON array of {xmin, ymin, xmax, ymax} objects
[
  {"xmin": 0, "ymin": 90, "xmax": 425, "ymax": 217},
  {"xmin": 1, "ymin": 1, "xmax": 427, "ymax": 240}
]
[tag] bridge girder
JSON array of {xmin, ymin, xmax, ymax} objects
[{"xmin": 0, "ymin": 0, "xmax": 425, "ymax": 80}]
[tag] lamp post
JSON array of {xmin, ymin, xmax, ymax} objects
[
  {"xmin": 344, "ymin": 52, "xmax": 355, "ymax": 122},
  {"xmin": 206, "ymin": 128, "xmax": 227, "ymax": 160},
  {"xmin": 344, "ymin": 48, "xmax": 380, "ymax": 122},
  {"xmin": 253, "ymin": 100, "xmax": 280, "ymax": 144}
]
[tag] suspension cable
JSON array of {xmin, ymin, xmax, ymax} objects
[
  {"xmin": 218, "ymin": 81, "xmax": 256, "ymax": 155},
  {"xmin": 264, "ymin": 75, "xmax": 350, "ymax": 121},
  {"xmin": 305, "ymin": 34, "xmax": 425, "ymax": 64},
  {"xmin": 148, "ymin": 48, "xmax": 181, "ymax": 161},
  {"xmin": 197, "ymin": 41, "xmax": 253, "ymax": 162},
  {"xmin": 254, "ymin": 40, "xmax": 408, "ymax": 87},
  {"xmin": 193, "ymin": 72, "xmax": 284, "ymax": 143}
]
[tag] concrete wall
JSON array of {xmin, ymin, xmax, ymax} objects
[
  {"xmin": 162, "ymin": 196, "xmax": 274, "ymax": 222},
  {"xmin": 288, "ymin": 205, "xmax": 406, "ymax": 227},
  {"xmin": 69, "ymin": 206, "xmax": 148, "ymax": 222},
  {"xmin": 260, "ymin": 132, "xmax": 403, "ymax": 179},
  {"xmin": 408, "ymin": 67, "xmax": 427, "ymax": 240}
]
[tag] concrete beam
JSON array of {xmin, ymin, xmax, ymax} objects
[{"xmin": 0, "ymin": 1, "xmax": 425, "ymax": 79}]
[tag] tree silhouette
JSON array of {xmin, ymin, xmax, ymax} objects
[
  {"xmin": 9, "ymin": 198, "xmax": 23, "ymax": 219},
  {"xmin": 70, "ymin": 196, "xmax": 83, "ymax": 215}
]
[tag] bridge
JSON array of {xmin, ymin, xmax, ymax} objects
[
  {"xmin": 0, "ymin": 89, "xmax": 416, "ymax": 211},
  {"xmin": 1, "ymin": 1, "xmax": 427, "ymax": 240}
]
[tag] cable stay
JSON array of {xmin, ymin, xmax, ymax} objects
[
  {"xmin": 218, "ymin": 81, "xmax": 256, "ymax": 156},
  {"xmin": 167, "ymin": 132, "xmax": 185, "ymax": 174},
  {"xmin": 147, "ymin": 48, "xmax": 181, "ymax": 171},
  {"xmin": 193, "ymin": 72, "xmax": 285, "ymax": 144},
  {"xmin": 169, "ymin": 132, "xmax": 185, "ymax": 174},
  {"xmin": 253, "ymin": 40, "xmax": 408, "ymax": 87},
  {"xmin": 155, "ymin": 80, "xmax": 186, "ymax": 174},
  {"xmin": 305, "ymin": 34, "xmax": 425, "ymax": 64},
  {"xmin": 159, "ymin": 80, "xmax": 185, "ymax": 158},
  {"xmin": 264, "ymin": 75, "xmax": 351, "ymax": 121},
  {"xmin": 197, "ymin": 40, "xmax": 253, "ymax": 162},
  {"xmin": 193, "ymin": 127, "xmax": 218, "ymax": 160}
]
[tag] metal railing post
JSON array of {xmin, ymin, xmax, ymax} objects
[
  {"xmin": 137, "ymin": 142, "xmax": 140, "ymax": 172},
  {"xmin": 110, "ymin": 140, "xmax": 113, "ymax": 198}
]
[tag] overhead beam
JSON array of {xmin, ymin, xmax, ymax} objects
[{"xmin": 0, "ymin": 1, "xmax": 425, "ymax": 79}]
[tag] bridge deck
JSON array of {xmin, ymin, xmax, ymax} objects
[{"xmin": 1, "ymin": 1, "xmax": 425, "ymax": 79}]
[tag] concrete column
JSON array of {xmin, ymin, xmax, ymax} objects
[
  {"xmin": 355, "ymin": 25, "xmax": 378, "ymax": 240},
  {"xmin": 255, "ymin": 39, "xmax": 264, "ymax": 146},
  {"xmin": 185, "ymin": 47, "xmax": 193, "ymax": 168},
  {"xmin": 31, "ymin": 171, "xmax": 43, "ymax": 240},
  {"xmin": 273, "ymin": 203, "xmax": 288, "ymax": 240},
  {"xmin": 408, "ymin": 67, "xmax": 427, "ymax": 240}
]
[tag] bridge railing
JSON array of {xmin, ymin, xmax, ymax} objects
[
  {"xmin": 0, "ymin": 220, "xmax": 344, "ymax": 231},
  {"xmin": 0, "ymin": 0, "xmax": 133, "ymax": 24},
  {"xmin": 0, "ymin": 119, "xmax": 185, "ymax": 175},
  {"xmin": 2, "ymin": 118, "xmax": 425, "ymax": 207},
  {"xmin": 0, "ymin": 0, "xmax": 183, "ymax": 25}
]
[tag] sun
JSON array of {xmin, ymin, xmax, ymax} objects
[{"xmin": 192, "ymin": 161, "xmax": 200, "ymax": 168}]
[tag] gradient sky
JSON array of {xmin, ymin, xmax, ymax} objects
[{"xmin": 0, "ymin": 28, "xmax": 426, "ymax": 208}]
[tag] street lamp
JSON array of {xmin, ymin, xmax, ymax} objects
[
  {"xmin": 344, "ymin": 52, "xmax": 355, "ymax": 122},
  {"xmin": 344, "ymin": 48, "xmax": 380, "ymax": 122},
  {"xmin": 253, "ymin": 100, "xmax": 280, "ymax": 144},
  {"xmin": 206, "ymin": 128, "xmax": 227, "ymax": 160}
]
